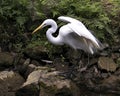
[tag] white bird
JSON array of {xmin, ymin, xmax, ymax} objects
[{"xmin": 32, "ymin": 16, "xmax": 102, "ymax": 54}]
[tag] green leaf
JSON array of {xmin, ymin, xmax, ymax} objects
[{"xmin": 16, "ymin": 16, "xmax": 26, "ymax": 26}]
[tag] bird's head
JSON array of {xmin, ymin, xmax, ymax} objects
[{"xmin": 32, "ymin": 19, "xmax": 56, "ymax": 34}]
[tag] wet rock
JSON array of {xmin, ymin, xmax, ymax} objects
[
  {"xmin": 0, "ymin": 71, "xmax": 25, "ymax": 96},
  {"xmin": 0, "ymin": 52, "xmax": 15, "ymax": 68},
  {"xmin": 16, "ymin": 66, "xmax": 80, "ymax": 96},
  {"xmin": 98, "ymin": 57, "xmax": 118, "ymax": 72},
  {"xmin": 24, "ymin": 46, "xmax": 48, "ymax": 61}
]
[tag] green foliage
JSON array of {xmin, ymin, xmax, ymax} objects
[
  {"xmin": 32, "ymin": 0, "xmax": 120, "ymax": 44},
  {"xmin": 0, "ymin": 0, "xmax": 29, "ymax": 29},
  {"xmin": 21, "ymin": 0, "xmax": 119, "ymax": 58},
  {"xmin": 0, "ymin": 0, "xmax": 30, "ymax": 51},
  {"xmin": 0, "ymin": 0, "xmax": 120, "ymax": 57}
]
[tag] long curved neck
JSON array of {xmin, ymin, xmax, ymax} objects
[{"xmin": 46, "ymin": 21, "xmax": 63, "ymax": 45}]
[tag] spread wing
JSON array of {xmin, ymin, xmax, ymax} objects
[
  {"xmin": 65, "ymin": 31, "xmax": 102, "ymax": 54},
  {"xmin": 58, "ymin": 16, "xmax": 103, "ymax": 54},
  {"xmin": 67, "ymin": 23, "xmax": 100, "ymax": 47},
  {"xmin": 58, "ymin": 16, "xmax": 85, "ymax": 27}
]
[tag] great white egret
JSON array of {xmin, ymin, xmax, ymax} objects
[{"xmin": 32, "ymin": 16, "xmax": 102, "ymax": 54}]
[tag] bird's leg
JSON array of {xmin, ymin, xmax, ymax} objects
[
  {"xmin": 58, "ymin": 50, "xmax": 83, "ymax": 79},
  {"xmin": 63, "ymin": 50, "xmax": 81, "ymax": 79},
  {"xmin": 79, "ymin": 53, "xmax": 90, "ymax": 72}
]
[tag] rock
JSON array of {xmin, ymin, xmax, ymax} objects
[
  {"xmin": 98, "ymin": 57, "xmax": 118, "ymax": 72},
  {"xmin": 102, "ymin": 43, "xmax": 109, "ymax": 49},
  {"xmin": 31, "ymin": 60, "xmax": 40, "ymax": 66},
  {"xmin": 89, "ymin": 58, "xmax": 98, "ymax": 65},
  {"xmin": 100, "ymin": 51, "xmax": 109, "ymax": 56},
  {"xmin": 21, "ymin": 58, "xmax": 31, "ymax": 72},
  {"xmin": 0, "ymin": 71, "xmax": 25, "ymax": 96},
  {"xmin": 116, "ymin": 57, "xmax": 120, "ymax": 65},
  {"xmin": 115, "ymin": 68, "xmax": 120, "ymax": 76},
  {"xmin": 15, "ymin": 58, "xmax": 31, "ymax": 76},
  {"xmin": 111, "ymin": 53, "xmax": 120, "ymax": 60},
  {"xmin": 53, "ymin": 58, "xmax": 69, "ymax": 72},
  {"xmin": 24, "ymin": 46, "xmax": 48, "ymax": 61},
  {"xmin": 16, "ymin": 67, "xmax": 49, "ymax": 96},
  {"xmin": 99, "ymin": 75, "xmax": 120, "ymax": 94},
  {"xmin": 0, "ymin": 52, "xmax": 15, "ymax": 68},
  {"xmin": 0, "ymin": 47, "xmax": 1, "ymax": 52},
  {"xmin": 25, "ymin": 64, "xmax": 37, "ymax": 78},
  {"xmin": 78, "ymin": 72, "xmax": 120, "ymax": 95},
  {"xmin": 112, "ymin": 45, "xmax": 120, "ymax": 52},
  {"xmin": 67, "ymin": 49, "xmax": 82, "ymax": 65},
  {"xmin": 16, "ymin": 66, "xmax": 80, "ymax": 96}
]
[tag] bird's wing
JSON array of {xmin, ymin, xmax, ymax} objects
[
  {"xmin": 69, "ymin": 23, "xmax": 99, "ymax": 44},
  {"xmin": 58, "ymin": 16, "xmax": 85, "ymax": 27},
  {"xmin": 64, "ymin": 32, "xmax": 98, "ymax": 54},
  {"xmin": 58, "ymin": 16, "xmax": 79, "ymax": 23},
  {"xmin": 58, "ymin": 16, "xmax": 97, "ymax": 44},
  {"xmin": 58, "ymin": 16, "xmax": 102, "ymax": 49}
]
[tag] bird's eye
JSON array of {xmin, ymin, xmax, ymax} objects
[
  {"xmin": 43, "ymin": 23, "xmax": 47, "ymax": 28},
  {"xmin": 44, "ymin": 23, "xmax": 51, "ymax": 28}
]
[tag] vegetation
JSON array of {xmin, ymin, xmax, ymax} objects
[
  {"xmin": 0, "ymin": 0, "xmax": 31, "ymax": 52},
  {"xmin": 0, "ymin": 0, "xmax": 120, "ymax": 54},
  {"xmin": 33, "ymin": 0, "xmax": 120, "ymax": 43}
]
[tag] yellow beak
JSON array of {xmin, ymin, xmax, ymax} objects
[{"xmin": 32, "ymin": 23, "xmax": 44, "ymax": 34}]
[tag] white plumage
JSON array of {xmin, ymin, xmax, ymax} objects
[{"xmin": 32, "ymin": 16, "xmax": 103, "ymax": 54}]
